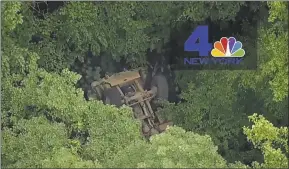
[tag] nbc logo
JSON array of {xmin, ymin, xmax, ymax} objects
[
  {"xmin": 211, "ymin": 37, "xmax": 245, "ymax": 57},
  {"xmin": 183, "ymin": 26, "xmax": 246, "ymax": 67}
]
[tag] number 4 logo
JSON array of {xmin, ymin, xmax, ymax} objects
[{"xmin": 184, "ymin": 25, "xmax": 212, "ymax": 57}]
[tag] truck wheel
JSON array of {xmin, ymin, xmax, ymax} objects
[
  {"xmin": 151, "ymin": 74, "xmax": 169, "ymax": 100},
  {"xmin": 103, "ymin": 87, "xmax": 123, "ymax": 107},
  {"xmin": 138, "ymin": 69, "xmax": 147, "ymax": 88},
  {"xmin": 142, "ymin": 122, "xmax": 151, "ymax": 133},
  {"xmin": 139, "ymin": 69, "xmax": 146, "ymax": 82},
  {"xmin": 150, "ymin": 128, "xmax": 160, "ymax": 135}
]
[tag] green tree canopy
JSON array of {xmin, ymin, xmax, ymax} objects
[
  {"xmin": 109, "ymin": 126, "xmax": 248, "ymax": 168},
  {"xmin": 1, "ymin": 1, "xmax": 288, "ymax": 168},
  {"xmin": 244, "ymin": 113, "xmax": 288, "ymax": 168}
]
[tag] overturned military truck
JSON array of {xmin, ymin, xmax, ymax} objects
[{"xmin": 90, "ymin": 68, "xmax": 173, "ymax": 138}]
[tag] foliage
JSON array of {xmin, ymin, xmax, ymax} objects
[
  {"xmin": 11, "ymin": 2, "xmax": 248, "ymax": 73},
  {"xmin": 240, "ymin": 1, "xmax": 288, "ymax": 102},
  {"xmin": 82, "ymin": 105, "xmax": 142, "ymax": 163},
  {"xmin": 243, "ymin": 114, "xmax": 288, "ymax": 168},
  {"xmin": 239, "ymin": 26, "xmax": 288, "ymax": 103},
  {"xmin": 2, "ymin": 116, "xmax": 103, "ymax": 168},
  {"xmin": 257, "ymin": 28, "xmax": 288, "ymax": 102},
  {"xmin": 1, "ymin": 60, "xmax": 142, "ymax": 166},
  {"xmin": 183, "ymin": 1, "xmax": 245, "ymax": 21},
  {"xmin": 108, "ymin": 126, "xmax": 243, "ymax": 168},
  {"xmin": 13, "ymin": 1, "xmax": 184, "ymax": 72},
  {"xmin": 41, "ymin": 147, "xmax": 102, "ymax": 168},
  {"xmin": 2, "ymin": 11, "xmax": 142, "ymax": 166},
  {"xmin": 267, "ymin": 1, "xmax": 288, "ymax": 23},
  {"xmin": 1, "ymin": 2, "xmax": 23, "ymax": 33},
  {"xmin": 167, "ymin": 71, "xmax": 256, "ymax": 162},
  {"xmin": 168, "ymin": 1, "xmax": 288, "ymax": 165},
  {"xmin": 1, "ymin": 1, "xmax": 288, "ymax": 168},
  {"xmin": 3, "ymin": 117, "xmax": 68, "ymax": 167},
  {"xmin": 1, "ymin": 54, "xmax": 142, "ymax": 167}
]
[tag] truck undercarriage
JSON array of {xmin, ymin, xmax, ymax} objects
[{"xmin": 90, "ymin": 69, "xmax": 172, "ymax": 138}]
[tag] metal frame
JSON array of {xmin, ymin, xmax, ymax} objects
[{"xmin": 91, "ymin": 69, "xmax": 172, "ymax": 137}]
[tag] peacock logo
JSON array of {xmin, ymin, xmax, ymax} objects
[{"xmin": 211, "ymin": 37, "xmax": 245, "ymax": 57}]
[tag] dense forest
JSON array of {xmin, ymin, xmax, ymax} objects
[{"xmin": 1, "ymin": 1, "xmax": 288, "ymax": 168}]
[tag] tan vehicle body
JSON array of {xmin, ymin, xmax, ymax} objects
[{"xmin": 91, "ymin": 69, "xmax": 172, "ymax": 137}]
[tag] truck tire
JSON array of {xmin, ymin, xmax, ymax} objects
[
  {"xmin": 151, "ymin": 74, "xmax": 169, "ymax": 100},
  {"xmin": 103, "ymin": 87, "xmax": 123, "ymax": 107}
]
